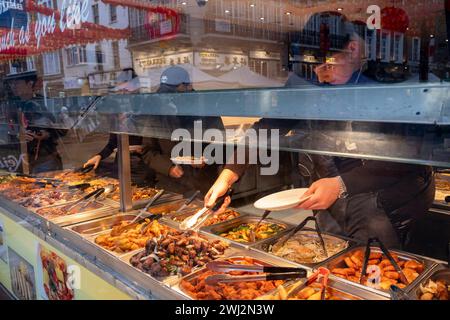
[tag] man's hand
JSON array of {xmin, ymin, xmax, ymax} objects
[
  {"xmin": 204, "ymin": 169, "xmax": 239, "ymax": 213},
  {"xmin": 297, "ymin": 177, "xmax": 341, "ymax": 210},
  {"xmin": 24, "ymin": 131, "xmax": 36, "ymax": 142},
  {"xmin": 84, "ymin": 155, "xmax": 102, "ymax": 169},
  {"xmin": 169, "ymin": 165, "xmax": 184, "ymax": 178}
]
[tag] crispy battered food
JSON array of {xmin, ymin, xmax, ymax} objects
[
  {"xmin": 94, "ymin": 220, "xmax": 170, "ymax": 254},
  {"xmin": 419, "ymin": 279, "xmax": 449, "ymax": 300},
  {"xmin": 269, "ymin": 232, "xmax": 348, "ymax": 264},
  {"xmin": 259, "ymin": 282, "xmax": 358, "ymax": 300},
  {"xmin": 330, "ymin": 249, "xmax": 424, "ymax": 291},
  {"xmin": 84, "ymin": 178, "xmax": 119, "ymax": 194},
  {"xmin": 36, "ymin": 202, "xmax": 104, "ymax": 218},
  {"xmin": 130, "ymin": 231, "xmax": 228, "ymax": 278},
  {"xmin": 180, "ymin": 257, "xmax": 284, "ymax": 300},
  {"xmin": 218, "ymin": 223, "xmax": 285, "ymax": 243}
]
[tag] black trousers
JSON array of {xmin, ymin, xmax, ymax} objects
[{"xmin": 316, "ymin": 177, "xmax": 435, "ymax": 249}]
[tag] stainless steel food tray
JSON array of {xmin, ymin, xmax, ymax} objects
[
  {"xmin": 66, "ymin": 211, "xmax": 172, "ymax": 261},
  {"xmin": 200, "ymin": 215, "xmax": 294, "ymax": 248},
  {"xmin": 252, "ymin": 228, "xmax": 354, "ymax": 268},
  {"xmin": 30, "ymin": 200, "xmax": 118, "ymax": 226},
  {"xmin": 408, "ymin": 264, "xmax": 450, "ymax": 300},
  {"xmin": 258, "ymin": 276, "xmax": 388, "ymax": 300},
  {"xmin": 172, "ymin": 255, "xmax": 299, "ymax": 300},
  {"xmin": 162, "ymin": 206, "xmax": 242, "ymax": 230},
  {"xmin": 67, "ymin": 213, "xmax": 148, "ymax": 236},
  {"xmin": 319, "ymin": 245, "xmax": 438, "ymax": 298},
  {"xmin": 120, "ymin": 237, "xmax": 245, "ymax": 288},
  {"xmin": 108, "ymin": 191, "xmax": 183, "ymax": 210}
]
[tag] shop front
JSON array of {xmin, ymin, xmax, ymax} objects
[{"xmin": 0, "ymin": 0, "xmax": 449, "ymax": 302}]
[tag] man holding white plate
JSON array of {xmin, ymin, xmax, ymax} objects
[{"xmin": 204, "ymin": 12, "xmax": 434, "ymax": 249}]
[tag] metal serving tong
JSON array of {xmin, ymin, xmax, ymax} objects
[
  {"xmin": 110, "ymin": 190, "xmax": 165, "ymax": 236},
  {"xmin": 175, "ymin": 190, "xmax": 200, "ymax": 215},
  {"xmin": 179, "ymin": 189, "xmax": 233, "ymax": 230},
  {"xmin": 63, "ymin": 188, "xmax": 105, "ymax": 213},
  {"xmin": 78, "ymin": 184, "xmax": 116, "ymax": 210},
  {"xmin": 73, "ymin": 164, "xmax": 95, "ymax": 174},
  {"xmin": 58, "ymin": 183, "xmax": 91, "ymax": 192},
  {"xmin": 13, "ymin": 173, "xmax": 62, "ymax": 185},
  {"xmin": 286, "ymin": 267, "xmax": 330, "ymax": 300},
  {"xmin": 204, "ymin": 261, "xmax": 307, "ymax": 285},
  {"xmin": 249, "ymin": 210, "xmax": 272, "ymax": 243},
  {"xmin": 277, "ymin": 216, "xmax": 328, "ymax": 257},
  {"xmin": 389, "ymin": 285, "xmax": 411, "ymax": 300},
  {"xmin": 359, "ymin": 237, "xmax": 408, "ymax": 285},
  {"xmin": 249, "ymin": 193, "xmax": 313, "ymax": 242}
]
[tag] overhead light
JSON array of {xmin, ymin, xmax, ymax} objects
[
  {"xmin": 250, "ymin": 4, "xmax": 255, "ymax": 7},
  {"xmin": 260, "ymin": 17, "xmax": 265, "ymax": 20},
  {"xmin": 430, "ymin": 34, "xmax": 434, "ymax": 38},
  {"xmin": 225, "ymin": 9, "xmax": 230, "ymax": 13},
  {"xmin": 181, "ymin": 1, "xmax": 186, "ymax": 5},
  {"xmin": 286, "ymin": 12, "xmax": 291, "ymax": 15},
  {"xmin": 446, "ymin": 39, "xmax": 449, "ymax": 42},
  {"xmin": 337, "ymin": 8, "xmax": 343, "ymax": 11}
]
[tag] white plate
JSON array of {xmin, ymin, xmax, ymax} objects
[
  {"xmin": 254, "ymin": 188, "xmax": 309, "ymax": 211},
  {"xmin": 170, "ymin": 156, "xmax": 209, "ymax": 165}
]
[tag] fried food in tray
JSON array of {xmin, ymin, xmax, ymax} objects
[
  {"xmin": 49, "ymin": 170, "xmax": 95, "ymax": 183},
  {"xmin": 130, "ymin": 231, "xmax": 228, "ymax": 278},
  {"xmin": 94, "ymin": 219, "xmax": 170, "ymax": 254},
  {"xmin": 0, "ymin": 178, "xmax": 45, "ymax": 200},
  {"xmin": 180, "ymin": 257, "xmax": 284, "ymax": 300},
  {"xmin": 146, "ymin": 200, "xmax": 200, "ymax": 216},
  {"xmin": 36, "ymin": 202, "xmax": 104, "ymax": 218},
  {"xmin": 17, "ymin": 190, "xmax": 83, "ymax": 208},
  {"xmin": 330, "ymin": 249, "xmax": 425, "ymax": 291},
  {"xmin": 218, "ymin": 222, "xmax": 285, "ymax": 243},
  {"xmin": 201, "ymin": 210, "xmax": 240, "ymax": 227},
  {"xmin": 171, "ymin": 209, "xmax": 240, "ymax": 227},
  {"xmin": 259, "ymin": 282, "xmax": 359, "ymax": 300},
  {"xmin": 109, "ymin": 185, "xmax": 160, "ymax": 202},
  {"xmin": 269, "ymin": 232, "xmax": 348, "ymax": 264},
  {"xmin": 418, "ymin": 279, "xmax": 449, "ymax": 300}
]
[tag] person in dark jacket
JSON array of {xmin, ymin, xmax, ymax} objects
[
  {"xmin": 141, "ymin": 66, "xmax": 225, "ymax": 195},
  {"xmin": 5, "ymin": 71, "xmax": 64, "ymax": 174},
  {"xmin": 83, "ymin": 68, "xmax": 156, "ymax": 186},
  {"xmin": 204, "ymin": 12, "xmax": 435, "ymax": 249}
]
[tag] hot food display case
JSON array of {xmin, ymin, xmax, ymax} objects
[
  {"xmin": 0, "ymin": 0, "xmax": 450, "ymax": 301},
  {"xmin": 0, "ymin": 80, "xmax": 449, "ymax": 300}
]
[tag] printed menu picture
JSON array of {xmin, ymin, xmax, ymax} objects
[
  {"xmin": 8, "ymin": 247, "xmax": 36, "ymax": 300},
  {"xmin": 36, "ymin": 243, "xmax": 75, "ymax": 300}
]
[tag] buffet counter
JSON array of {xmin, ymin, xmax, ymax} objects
[{"xmin": 0, "ymin": 170, "xmax": 447, "ymax": 300}]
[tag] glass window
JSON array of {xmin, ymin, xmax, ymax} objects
[
  {"xmin": 43, "ymin": 51, "xmax": 61, "ymax": 75},
  {"xmin": 92, "ymin": 3, "xmax": 100, "ymax": 24},
  {"xmin": 380, "ymin": 31, "xmax": 391, "ymax": 62},
  {"xmin": 66, "ymin": 46, "xmax": 87, "ymax": 66},
  {"xmin": 110, "ymin": 4, "xmax": 117, "ymax": 23}
]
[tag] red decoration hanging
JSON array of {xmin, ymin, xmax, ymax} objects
[{"xmin": 381, "ymin": 6, "xmax": 409, "ymax": 33}]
